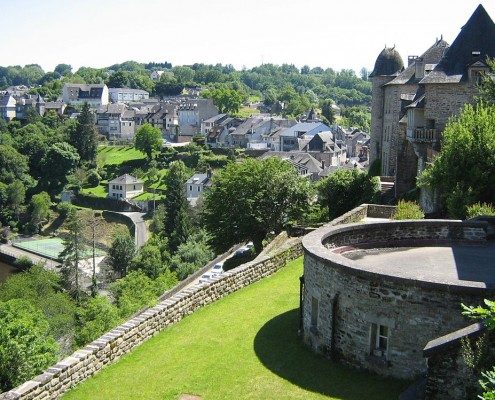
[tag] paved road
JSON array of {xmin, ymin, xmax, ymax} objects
[{"xmin": 119, "ymin": 212, "xmax": 149, "ymax": 248}]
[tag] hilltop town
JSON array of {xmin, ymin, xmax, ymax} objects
[{"xmin": 0, "ymin": 3, "xmax": 495, "ymax": 400}]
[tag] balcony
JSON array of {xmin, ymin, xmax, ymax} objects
[{"xmin": 407, "ymin": 128, "xmax": 438, "ymax": 143}]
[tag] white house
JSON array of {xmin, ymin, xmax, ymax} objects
[
  {"xmin": 186, "ymin": 172, "xmax": 212, "ymax": 206},
  {"xmin": 62, "ymin": 84, "xmax": 109, "ymax": 107},
  {"xmin": 108, "ymin": 88, "xmax": 150, "ymax": 103},
  {"xmin": 108, "ymin": 174, "xmax": 144, "ymax": 200},
  {"xmin": 0, "ymin": 94, "xmax": 17, "ymax": 120}
]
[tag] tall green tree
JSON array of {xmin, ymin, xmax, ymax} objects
[
  {"xmin": 163, "ymin": 160, "xmax": 191, "ymax": 252},
  {"xmin": 59, "ymin": 210, "xmax": 86, "ymax": 302},
  {"xmin": 202, "ymin": 86, "xmax": 246, "ymax": 114},
  {"xmin": 29, "ymin": 191, "xmax": 51, "ymax": 232},
  {"xmin": 39, "ymin": 142, "xmax": 80, "ymax": 193},
  {"xmin": 202, "ymin": 157, "xmax": 311, "ymax": 253},
  {"xmin": 317, "ymin": 169, "xmax": 380, "ymax": 221},
  {"xmin": 6, "ymin": 180, "xmax": 26, "ymax": 221},
  {"xmin": 0, "ymin": 299, "xmax": 58, "ymax": 392},
  {"xmin": 417, "ymin": 103, "xmax": 495, "ymax": 218},
  {"xmin": 109, "ymin": 232, "xmax": 136, "ymax": 277},
  {"xmin": 134, "ymin": 123, "xmax": 162, "ymax": 161},
  {"xmin": 69, "ymin": 103, "xmax": 99, "ymax": 165}
]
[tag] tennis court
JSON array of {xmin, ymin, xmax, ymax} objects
[{"xmin": 13, "ymin": 237, "xmax": 105, "ymax": 261}]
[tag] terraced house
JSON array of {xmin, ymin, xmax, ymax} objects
[{"xmin": 369, "ymin": 5, "xmax": 495, "ymax": 210}]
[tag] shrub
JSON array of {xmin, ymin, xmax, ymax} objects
[
  {"xmin": 86, "ymin": 169, "xmax": 101, "ymax": 187},
  {"xmin": 14, "ymin": 256, "xmax": 33, "ymax": 270},
  {"xmin": 56, "ymin": 202, "xmax": 76, "ymax": 217},
  {"xmin": 392, "ymin": 200, "xmax": 425, "ymax": 220},
  {"xmin": 466, "ymin": 202, "xmax": 495, "ymax": 219}
]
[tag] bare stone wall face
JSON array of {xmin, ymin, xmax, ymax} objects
[
  {"xmin": 0, "ymin": 244, "xmax": 303, "ymax": 400},
  {"xmin": 301, "ymin": 220, "xmax": 492, "ymax": 380}
]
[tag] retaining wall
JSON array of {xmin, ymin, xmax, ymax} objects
[{"xmin": 0, "ymin": 242, "xmax": 302, "ymax": 400}]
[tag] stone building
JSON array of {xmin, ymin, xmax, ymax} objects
[{"xmin": 369, "ymin": 5, "xmax": 495, "ymax": 208}]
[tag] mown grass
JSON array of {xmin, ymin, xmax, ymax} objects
[
  {"xmin": 79, "ymin": 183, "xmax": 108, "ymax": 198},
  {"xmin": 97, "ymin": 146, "xmax": 146, "ymax": 166},
  {"xmin": 64, "ymin": 257, "xmax": 407, "ymax": 400}
]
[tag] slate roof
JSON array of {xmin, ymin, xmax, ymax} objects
[
  {"xmin": 261, "ymin": 152, "xmax": 323, "ymax": 175},
  {"xmin": 0, "ymin": 93, "xmax": 15, "ymax": 107},
  {"xmin": 203, "ymin": 114, "xmax": 227, "ymax": 124},
  {"xmin": 97, "ymin": 103, "xmax": 126, "ymax": 115},
  {"xmin": 64, "ymin": 84, "xmax": 106, "ymax": 101},
  {"xmin": 370, "ymin": 47, "xmax": 404, "ymax": 77},
  {"xmin": 186, "ymin": 173, "xmax": 211, "ymax": 185},
  {"xmin": 420, "ymin": 5, "xmax": 495, "ymax": 84},
  {"xmin": 280, "ymin": 122, "xmax": 329, "ymax": 137},
  {"xmin": 108, "ymin": 174, "xmax": 142, "ymax": 185},
  {"xmin": 386, "ymin": 39, "xmax": 449, "ymax": 86}
]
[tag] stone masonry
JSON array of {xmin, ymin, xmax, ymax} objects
[
  {"xmin": 301, "ymin": 218, "xmax": 493, "ymax": 380},
  {"xmin": 0, "ymin": 243, "xmax": 303, "ymax": 400}
]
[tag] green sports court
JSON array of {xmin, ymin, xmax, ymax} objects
[{"xmin": 13, "ymin": 237, "xmax": 105, "ymax": 261}]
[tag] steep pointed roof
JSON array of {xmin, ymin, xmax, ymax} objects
[{"xmin": 421, "ymin": 4, "xmax": 495, "ymax": 84}]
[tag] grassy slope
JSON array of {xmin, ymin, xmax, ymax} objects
[
  {"xmin": 64, "ymin": 258, "xmax": 406, "ymax": 400},
  {"xmin": 97, "ymin": 146, "xmax": 146, "ymax": 166}
]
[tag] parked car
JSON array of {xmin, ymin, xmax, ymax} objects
[
  {"xmin": 211, "ymin": 262, "xmax": 224, "ymax": 274},
  {"xmin": 199, "ymin": 273, "xmax": 216, "ymax": 284},
  {"xmin": 234, "ymin": 242, "xmax": 254, "ymax": 257}
]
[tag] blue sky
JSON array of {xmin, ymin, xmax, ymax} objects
[{"xmin": 1, "ymin": 0, "xmax": 494, "ymax": 73}]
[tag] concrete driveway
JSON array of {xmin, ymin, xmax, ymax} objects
[{"xmin": 118, "ymin": 212, "xmax": 149, "ymax": 248}]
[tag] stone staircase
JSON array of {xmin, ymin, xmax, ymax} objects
[{"xmin": 380, "ymin": 176, "xmax": 396, "ymax": 204}]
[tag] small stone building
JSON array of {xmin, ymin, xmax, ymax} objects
[{"xmin": 108, "ymin": 174, "xmax": 144, "ymax": 200}]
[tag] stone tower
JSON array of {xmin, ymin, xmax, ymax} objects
[{"xmin": 369, "ymin": 47, "xmax": 404, "ymax": 172}]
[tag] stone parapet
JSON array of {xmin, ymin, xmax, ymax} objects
[{"xmin": 0, "ymin": 242, "xmax": 303, "ymax": 400}]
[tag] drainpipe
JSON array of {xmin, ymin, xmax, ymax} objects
[{"xmin": 299, "ymin": 275, "xmax": 305, "ymax": 334}]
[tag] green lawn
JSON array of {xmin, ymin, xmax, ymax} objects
[
  {"xmin": 79, "ymin": 183, "xmax": 108, "ymax": 198},
  {"xmin": 64, "ymin": 258, "xmax": 406, "ymax": 400},
  {"xmin": 132, "ymin": 192, "xmax": 165, "ymax": 201},
  {"xmin": 97, "ymin": 146, "xmax": 146, "ymax": 166}
]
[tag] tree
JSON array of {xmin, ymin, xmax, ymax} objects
[
  {"xmin": 172, "ymin": 66, "xmax": 195, "ymax": 84},
  {"xmin": 320, "ymin": 99, "xmax": 336, "ymax": 124},
  {"xmin": 6, "ymin": 180, "xmax": 26, "ymax": 221},
  {"xmin": 134, "ymin": 123, "xmax": 162, "ymax": 161},
  {"xmin": 69, "ymin": 103, "xmax": 99, "ymax": 164},
  {"xmin": 80, "ymin": 210, "xmax": 106, "ymax": 296},
  {"xmin": 317, "ymin": 169, "xmax": 381, "ymax": 221},
  {"xmin": 107, "ymin": 71, "xmax": 129, "ymax": 88},
  {"xmin": 40, "ymin": 142, "xmax": 80, "ymax": 193},
  {"xmin": 0, "ymin": 265, "xmax": 76, "ymax": 341},
  {"xmin": 163, "ymin": 160, "xmax": 191, "ymax": 252},
  {"xmin": 202, "ymin": 157, "xmax": 311, "ymax": 253},
  {"xmin": 74, "ymin": 296, "xmax": 119, "ymax": 347},
  {"xmin": 29, "ymin": 191, "xmax": 51, "ymax": 232},
  {"xmin": 0, "ymin": 299, "xmax": 58, "ymax": 391},
  {"xmin": 131, "ymin": 242, "xmax": 168, "ymax": 279},
  {"xmin": 462, "ymin": 299, "xmax": 495, "ymax": 399},
  {"xmin": 54, "ymin": 64, "xmax": 72, "ymax": 76},
  {"xmin": 0, "ymin": 144, "xmax": 31, "ymax": 185},
  {"xmin": 59, "ymin": 209, "xmax": 86, "ymax": 302},
  {"xmin": 202, "ymin": 86, "xmax": 246, "ymax": 114},
  {"xmin": 417, "ymin": 103, "xmax": 495, "ymax": 218},
  {"xmin": 109, "ymin": 232, "xmax": 135, "ymax": 277},
  {"xmin": 170, "ymin": 229, "xmax": 214, "ymax": 280}
]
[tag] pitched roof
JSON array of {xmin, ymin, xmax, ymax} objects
[
  {"xmin": 186, "ymin": 173, "xmax": 211, "ymax": 185},
  {"xmin": 280, "ymin": 122, "xmax": 329, "ymax": 137},
  {"xmin": 421, "ymin": 5, "xmax": 495, "ymax": 84},
  {"xmin": 108, "ymin": 174, "xmax": 142, "ymax": 184},
  {"xmin": 386, "ymin": 39, "xmax": 449, "ymax": 85}
]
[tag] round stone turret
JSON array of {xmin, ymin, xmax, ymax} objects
[{"xmin": 369, "ymin": 46, "xmax": 404, "ymax": 77}]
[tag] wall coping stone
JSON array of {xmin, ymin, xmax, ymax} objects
[
  {"xmin": 302, "ymin": 219, "xmax": 493, "ymax": 294},
  {"xmin": 423, "ymin": 322, "xmax": 485, "ymax": 358}
]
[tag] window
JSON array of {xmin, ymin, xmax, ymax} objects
[
  {"xmin": 189, "ymin": 185, "xmax": 192, "ymax": 191},
  {"xmin": 370, "ymin": 323, "xmax": 389, "ymax": 358},
  {"xmin": 311, "ymin": 296, "xmax": 319, "ymax": 331}
]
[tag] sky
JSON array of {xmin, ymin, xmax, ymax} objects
[{"xmin": 1, "ymin": 0, "xmax": 494, "ymax": 74}]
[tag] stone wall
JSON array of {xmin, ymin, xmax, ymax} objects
[
  {"xmin": 423, "ymin": 323, "xmax": 495, "ymax": 400},
  {"xmin": 0, "ymin": 243, "xmax": 303, "ymax": 400},
  {"xmin": 301, "ymin": 219, "xmax": 492, "ymax": 380}
]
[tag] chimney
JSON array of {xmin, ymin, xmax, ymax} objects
[
  {"xmin": 321, "ymin": 160, "xmax": 325, "ymax": 169},
  {"xmin": 206, "ymin": 167, "xmax": 212, "ymax": 179},
  {"xmin": 415, "ymin": 57, "xmax": 425, "ymax": 79},
  {"xmin": 408, "ymin": 56, "xmax": 418, "ymax": 67}
]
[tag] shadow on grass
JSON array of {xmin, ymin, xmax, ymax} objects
[{"xmin": 253, "ymin": 309, "xmax": 407, "ymax": 400}]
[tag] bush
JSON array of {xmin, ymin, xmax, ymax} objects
[
  {"xmin": 392, "ymin": 200, "xmax": 425, "ymax": 220},
  {"xmin": 86, "ymin": 169, "xmax": 101, "ymax": 187},
  {"xmin": 466, "ymin": 202, "xmax": 495, "ymax": 219},
  {"xmin": 56, "ymin": 202, "xmax": 76, "ymax": 217},
  {"xmin": 13, "ymin": 256, "xmax": 33, "ymax": 270}
]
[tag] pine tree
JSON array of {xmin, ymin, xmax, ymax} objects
[
  {"xmin": 69, "ymin": 103, "xmax": 98, "ymax": 165},
  {"xmin": 163, "ymin": 161, "xmax": 191, "ymax": 252}
]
